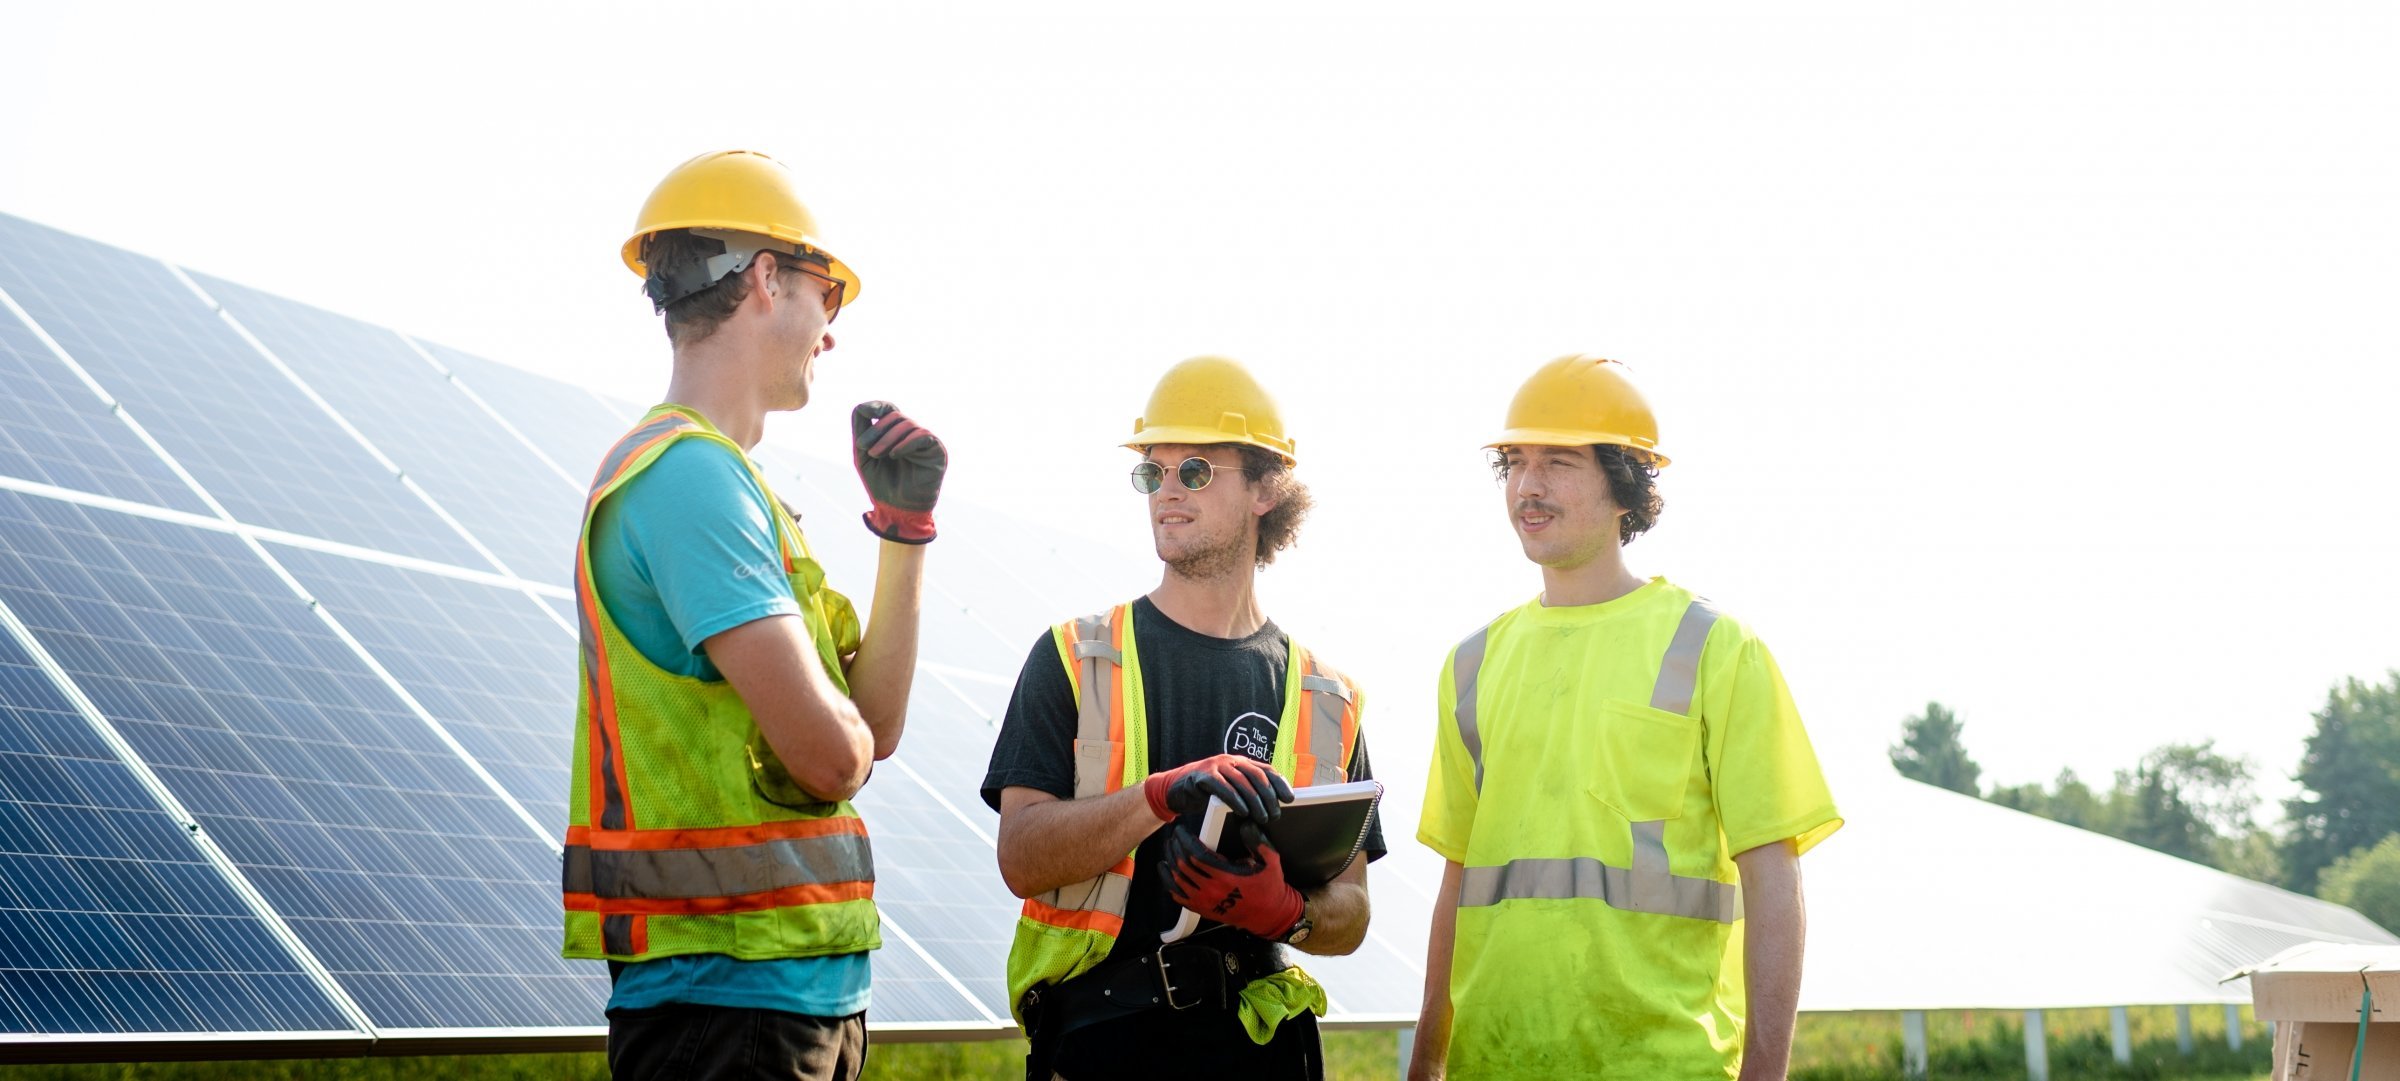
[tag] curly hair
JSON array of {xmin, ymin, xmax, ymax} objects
[
  {"xmin": 1488, "ymin": 444, "xmax": 1665, "ymax": 545},
  {"xmin": 645, "ymin": 229, "xmax": 826, "ymax": 349},
  {"xmin": 1234, "ymin": 444, "xmax": 1313, "ymax": 566}
]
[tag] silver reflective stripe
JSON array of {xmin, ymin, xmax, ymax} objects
[
  {"xmin": 1302, "ymin": 668, "xmax": 1350, "ymax": 785},
  {"xmin": 602, "ymin": 914, "xmax": 636, "ymax": 955},
  {"xmin": 564, "ymin": 833, "xmax": 874, "ymax": 900},
  {"xmin": 1454, "ymin": 823, "xmax": 1741, "ymax": 924},
  {"xmin": 1070, "ymin": 614, "xmax": 1115, "ymax": 749},
  {"xmin": 1649, "ymin": 600, "xmax": 1720, "ymax": 715},
  {"xmin": 1452, "ymin": 625, "xmax": 1492, "ymax": 791},
  {"xmin": 1033, "ymin": 865, "xmax": 1133, "ymax": 916}
]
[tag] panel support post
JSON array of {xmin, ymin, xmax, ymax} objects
[
  {"xmin": 2110, "ymin": 1005, "xmax": 2132, "ymax": 1066},
  {"xmin": 1902, "ymin": 1010, "xmax": 1929, "ymax": 1080},
  {"xmin": 1398, "ymin": 1026, "xmax": 1414, "ymax": 1080},
  {"xmin": 2226, "ymin": 1003, "xmax": 2243, "ymax": 1050},
  {"xmin": 2175, "ymin": 1004, "xmax": 2193, "ymax": 1055},
  {"xmin": 2024, "ymin": 1009, "xmax": 2050, "ymax": 1081}
]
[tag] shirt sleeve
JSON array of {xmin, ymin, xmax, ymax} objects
[
  {"xmin": 609, "ymin": 439, "xmax": 803, "ymax": 657},
  {"xmin": 980, "ymin": 629, "xmax": 1078, "ymax": 811},
  {"xmin": 1705, "ymin": 631, "xmax": 1843, "ymax": 858},
  {"xmin": 1416, "ymin": 647, "xmax": 1481, "ymax": 864}
]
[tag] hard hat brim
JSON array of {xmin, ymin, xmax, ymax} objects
[
  {"xmin": 1123, "ymin": 425, "xmax": 1297, "ymax": 466},
  {"xmin": 1485, "ymin": 428, "xmax": 1669, "ymax": 468}
]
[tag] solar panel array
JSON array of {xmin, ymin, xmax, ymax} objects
[{"xmin": 0, "ymin": 211, "xmax": 1427, "ymax": 1060}]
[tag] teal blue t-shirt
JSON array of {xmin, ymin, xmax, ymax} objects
[{"xmin": 588, "ymin": 433, "xmax": 871, "ymax": 1017}]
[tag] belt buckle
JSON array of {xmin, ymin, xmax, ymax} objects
[{"xmin": 1155, "ymin": 945, "xmax": 1215, "ymax": 1011}]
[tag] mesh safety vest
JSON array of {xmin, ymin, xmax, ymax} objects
[
  {"xmin": 562, "ymin": 406, "xmax": 880, "ymax": 963},
  {"xmin": 1002, "ymin": 602, "xmax": 1362, "ymax": 1023}
]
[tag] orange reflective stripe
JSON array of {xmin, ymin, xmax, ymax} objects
[
  {"xmin": 577, "ymin": 412, "xmax": 698, "ymax": 832},
  {"xmin": 1020, "ymin": 897, "xmax": 1125, "ymax": 936},
  {"xmin": 566, "ymin": 879, "xmax": 874, "ymax": 917},
  {"xmin": 567, "ymin": 817, "xmax": 866, "ymax": 851}
]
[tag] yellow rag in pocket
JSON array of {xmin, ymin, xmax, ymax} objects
[{"xmin": 1236, "ymin": 966, "xmax": 1330, "ymax": 1045}]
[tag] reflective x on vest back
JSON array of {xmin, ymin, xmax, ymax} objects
[
  {"xmin": 563, "ymin": 407, "xmax": 877, "ymax": 962},
  {"xmin": 1447, "ymin": 598, "xmax": 1740, "ymax": 925},
  {"xmin": 1003, "ymin": 602, "xmax": 1360, "ymax": 1021}
]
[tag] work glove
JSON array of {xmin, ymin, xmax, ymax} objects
[
  {"xmin": 1142, "ymin": 754, "xmax": 1294, "ymax": 824},
  {"xmin": 850, "ymin": 401, "xmax": 946, "ymax": 544},
  {"xmin": 1161, "ymin": 821, "xmax": 1305, "ymax": 941}
]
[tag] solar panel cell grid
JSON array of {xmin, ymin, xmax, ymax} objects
[
  {"xmin": 0, "ymin": 491, "xmax": 605, "ymax": 1031},
  {"xmin": 195, "ymin": 275, "xmax": 584, "ymax": 587},
  {"xmin": 0, "ymin": 614, "xmax": 351, "ymax": 1035},
  {"xmin": 417, "ymin": 342, "xmax": 632, "ymax": 487},
  {"xmin": 0, "ymin": 213, "xmax": 482, "ymax": 568},
  {"xmin": 0, "ymin": 306, "xmax": 211, "ymax": 515},
  {"xmin": 269, "ymin": 544, "xmax": 576, "ymax": 834}
]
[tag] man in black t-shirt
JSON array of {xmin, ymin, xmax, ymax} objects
[{"xmin": 981, "ymin": 357, "xmax": 1380, "ymax": 1081}]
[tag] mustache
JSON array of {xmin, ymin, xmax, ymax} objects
[{"xmin": 1515, "ymin": 500, "xmax": 1564, "ymax": 518}]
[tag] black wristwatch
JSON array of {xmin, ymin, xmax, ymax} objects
[{"xmin": 1280, "ymin": 907, "xmax": 1314, "ymax": 946}]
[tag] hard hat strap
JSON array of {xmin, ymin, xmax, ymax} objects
[{"xmin": 644, "ymin": 228, "xmax": 823, "ymax": 313}]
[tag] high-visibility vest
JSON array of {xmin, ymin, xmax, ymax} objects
[
  {"xmin": 1002, "ymin": 602, "xmax": 1362, "ymax": 1023},
  {"xmin": 561, "ymin": 406, "xmax": 880, "ymax": 963}
]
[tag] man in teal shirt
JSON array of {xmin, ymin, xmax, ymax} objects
[{"xmin": 580, "ymin": 150, "xmax": 947, "ymax": 1081}]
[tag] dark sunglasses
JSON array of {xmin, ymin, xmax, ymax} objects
[{"xmin": 1130, "ymin": 457, "xmax": 1249, "ymax": 494}]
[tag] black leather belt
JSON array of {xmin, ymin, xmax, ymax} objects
[{"xmin": 1024, "ymin": 932, "xmax": 1286, "ymax": 1034}]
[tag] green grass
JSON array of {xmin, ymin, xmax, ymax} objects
[{"xmin": 0, "ymin": 1011, "xmax": 2272, "ymax": 1079}]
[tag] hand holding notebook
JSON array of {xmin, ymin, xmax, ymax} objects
[{"xmin": 1161, "ymin": 779, "xmax": 1383, "ymax": 943}]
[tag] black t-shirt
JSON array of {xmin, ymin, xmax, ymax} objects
[{"xmin": 980, "ymin": 598, "xmax": 1384, "ymax": 1071}]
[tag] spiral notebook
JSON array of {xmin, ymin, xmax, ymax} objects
[{"xmin": 1161, "ymin": 778, "xmax": 1383, "ymax": 944}]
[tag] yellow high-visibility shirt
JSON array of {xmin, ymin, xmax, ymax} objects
[{"xmin": 1419, "ymin": 577, "xmax": 1841, "ymax": 1080}]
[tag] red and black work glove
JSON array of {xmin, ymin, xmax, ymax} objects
[
  {"xmin": 851, "ymin": 401, "xmax": 946, "ymax": 544},
  {"xmin": 1141, "ymin": 754, "xmax": 1294, "ymax": 824},
  {"xmin": 1161, "ymin": 822, "xmax": 1305, "ymax": 941}
]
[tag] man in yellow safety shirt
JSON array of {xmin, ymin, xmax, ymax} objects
[
  {"xmin": 1411, "ymin": 355, "xmax": 1841, "ymax": 1081},
  {"xmin": 982, "ymin": 357, "xmax": 1381, "ymax": 1081},
  {"xmin": 564, "ymin": 150, "xmax": 947, "ymax": 1081}
]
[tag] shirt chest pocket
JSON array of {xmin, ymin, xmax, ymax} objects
[{"xmin": 1585, "ymin": 699, "xmax": 1701, "ymax": 822}]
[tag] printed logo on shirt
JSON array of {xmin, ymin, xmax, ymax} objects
[
  {"xmin": 732, "ymin": 559, "xmax": 780, "ymax": 581},
  {"xmin": 1225, "ymin": 712, "xmax": 1276, "ymax": 762}
]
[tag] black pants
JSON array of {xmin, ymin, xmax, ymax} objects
[{"xmin": 607, "ymin": 1003, "xmax": 867, "ymax": 1081}]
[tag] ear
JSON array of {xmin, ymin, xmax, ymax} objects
[
  {"xmin": 742, "ymin": 253, "xmax": 784, "ymax": 313},
  {"xmin": 1250, "ymin": 480, "xmax": 1277, "ymax": 519}
]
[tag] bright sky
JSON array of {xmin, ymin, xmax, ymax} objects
[{"xmin": 5, "ymin": 2, "xmax": 2395, "ymax": 833}]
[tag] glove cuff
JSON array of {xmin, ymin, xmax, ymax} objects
[
  {"xmin": 862, "ymin": 508, "xmax": 936, "ymax": 545},
  {"xmin": 1141, "ymin": 772, "xmax": 1176, "ymax": 822}
]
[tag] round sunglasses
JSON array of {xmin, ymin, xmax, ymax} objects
[{"xmin": 1130, "ymin": 457, "xmax": 1250, "ymax": 494}]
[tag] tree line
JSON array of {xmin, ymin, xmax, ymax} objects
[{"xmin": 1887, "ymin": 672, "xmax": 2400, "ymax": 934}]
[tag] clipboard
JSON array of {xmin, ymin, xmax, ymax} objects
[{"xmin": 1161, "ymin": 778, "xmax": 1383, "ymax": 944}]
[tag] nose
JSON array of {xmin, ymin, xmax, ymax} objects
[
  {"xmin": 1510, "ymin": 465, "xmax": 1544, "ymax": 502},
  {"xmin": 817, "ymin": 329, "xmax": 837, "ymax": 355}
]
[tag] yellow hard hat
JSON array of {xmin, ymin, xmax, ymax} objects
[
  {"xmin": 622, "ymin": 150, "xmax": 862, "ymax": 309},
  {"xmin": 1124, "ymin": 356, "xmax": 1298, "ymax": 466},
  {"xmin": 1487, "ymin": 354, "xmax": 1668, "ymax": 467}
]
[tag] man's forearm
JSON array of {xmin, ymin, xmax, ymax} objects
[
  {"xmin": 1735, "ymin": 842, "xmax": 1806, "ymax": 1081},
  {"xmin": 1407, "ymin": 859, "xmax": 1464, "ymax": 1081},
  {"xmin": 845, "ymin": 539, "xmax": 926, "ymax": 759},
  {"xmin": 996, "ymin": 786, "xmax": 1164, "ymax": 898}
]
